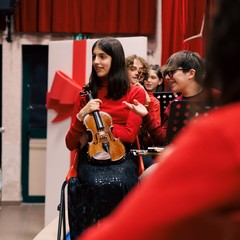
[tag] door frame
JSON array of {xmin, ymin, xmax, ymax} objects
[{"xmin": 21, "ymin": 45, "xmax": 48, "ymax": 203}]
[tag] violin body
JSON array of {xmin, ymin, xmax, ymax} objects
[
  {"xmin": 84, "ymin": 111, "xmax": 126, "ymax": 162},
  {"xmin": 81, "ymin": 87, "xmax": 126, "ymax": 163}
]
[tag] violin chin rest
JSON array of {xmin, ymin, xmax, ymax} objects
[{"xmin": 93, "ymin": 151, "xmax": 111, "ymax": 161}]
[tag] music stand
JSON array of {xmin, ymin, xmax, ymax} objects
[{"xmin": 154, "ymin": 92, "xmax": 179, "ymax": 120}]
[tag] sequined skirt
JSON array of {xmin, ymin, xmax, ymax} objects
[{"xmin": 68, "ymin": 145, "xmax": 139, "ymax": 239}]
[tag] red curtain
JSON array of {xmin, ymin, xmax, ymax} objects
[
  {"xmin": 161, "ymin": 0, "xmax": 184, "ymax": 64},
  {"xmin": 14, "ymin": 0, "xmax": 156, "ymax": 35},
  {"xmin": 181, "ymin": 0, "xmax": 206, "ymax": 56},
  {"xmin": 140, "ymin": 0, "xmax": 156, "ymax": 34},
  {"xmin": 118, "ymin": 0, "xmax": 139, "ymax": 33},
  {"xmin": 161, "ymin": 0, "xmax": 215, "ymax": 65},
  {"xmin": 14, "ymin": 0, "xmax": 38, "ymax": 32},
  {"xmin": 38, "ymin": 0, "xmax": 52, "ymax": 32},
  {"xmin": 52, "ymin": 0, "xmax": 82, "ymax": 33},
  {"xmin": 81, "ymin": 0, "xmax": 118, "ymax": 34}
]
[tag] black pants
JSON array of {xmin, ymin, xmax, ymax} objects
[{"xmin": 68, "ymin": 146, "xmax": 139, "ymax": 239}]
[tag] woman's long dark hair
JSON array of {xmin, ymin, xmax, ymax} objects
[
  {"xmin": 88, "ymin": 37, "xmax": 130, "ymax": 100},
  {"xmin": 205, "ymin": 0, "xmax": 240, "ymax": 105}
]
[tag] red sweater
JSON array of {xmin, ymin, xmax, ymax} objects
[
  {"xmin": 147, "ymin": 92, "xmax": 161, "ymax": 125},
  {"xmin": 78, "ymin": 102, "xmax": 240, "ymax": 240},
  {"xmin": 65, "ymin": 85, "xmax": 146, "ymax": 151}
]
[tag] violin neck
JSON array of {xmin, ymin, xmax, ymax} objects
[
  {"xmin": 93, "ymin": 111, "xmax": 104, "ymax": 130},
  {"xmin": 86, "ymin": 90, "xmax": 104, "ymax": 130}
]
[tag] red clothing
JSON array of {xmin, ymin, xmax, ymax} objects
[
  {"xmin": 66, "ymin": 85, "xmax": 146, "ymax": 151},
  {"xmin": 139, "ymin": 92, "xmax": 161, "ymax": 149},
  {"xmin": 143, "ymin": 88, "xmax": 220, "ymax": 146},
  {"xmin": 78, "ymin": 102, "xmax": 240, "ymax": 240},
  {"xmin": 147, "ymin": 92, "xmax": 161, "ymax": 125}
]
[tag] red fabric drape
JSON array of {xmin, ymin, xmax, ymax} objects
[
  {"xmin": 118, "ymin": 0, "xmax": 139, "ymax": 33},
  {"xmin": 52, "ymin": 0, "xmax": 82, "ymax": 33},
  {"xmin": 161, "ymin": 0, "xmax": 183, "ymax": 64},
  {"xmin": 161, "ymin": 0, "xmax": 215, "ymax": 65},
  {"xmin": 94, "ymin": 0, "xmax": 118, "ymax": 34},
  {"xmin": 81, "ymin": 0, "xmax": 95, "ymax": 33},
  {"xmin": 14, "ymin": 0, "xmax": 156, "ymax": 35},
  {"xmin": 181, "ymin": 0, "xmax": 206, "ymax": 56},
  {"xmin": 15, "ymin": 0, "xmax": 38, "ymax": 32},
  {"xmin": 140, "ymin": 0, "xmax": 156, "ymax": 35},
  {"xmin": 81, "ymin": 0, "xmax": 118, "ymax": 34},
  {"xmin": 182, "ymin": 0, "xmax": 206, "ymax": 39},
  {"xmin": 38, "ymin": 0, "xmax": 52, "ymax": 32}
]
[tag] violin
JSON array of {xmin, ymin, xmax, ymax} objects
[{"xmin": 81, "ymin": 89, "xmax": 126, "ymax": 163}]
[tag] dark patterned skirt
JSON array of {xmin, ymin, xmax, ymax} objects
[{"xmin": 68, "ymin": 145, "xmax": 139, "ymax": 239}]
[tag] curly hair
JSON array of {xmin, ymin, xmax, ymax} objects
[{"xmin": 125, "ymin": 54, "xmax": 150, "ymax": 80}]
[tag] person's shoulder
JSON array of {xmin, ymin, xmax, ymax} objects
[
  {"xmin": 129, "ymin": 84, "xmax": 145, "ymax": 94},
  {"xmin": 166, "ymin": 94, "xmax": 182, "ymax": 108},
  {"xmin": 127, "ymin": 85, "xmax": 146, "ymax": 104},
  {"xmin": 149, "ymin": 93, "xmax": 160, "ymax": 104}
]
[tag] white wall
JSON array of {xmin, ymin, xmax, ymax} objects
[{"xmin": 1, "ymin": 33, "xmax": 73, "ymax": 202}]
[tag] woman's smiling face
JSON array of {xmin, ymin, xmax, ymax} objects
[
  {"xmin": 92, "ymin": 45, "xmax": 112, "ymax": 79},
  {"xmin": 165, "ymin": 69, "xmax": 190, "ymax": 93}
]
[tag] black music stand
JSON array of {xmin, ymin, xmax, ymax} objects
[
  {"xmin": 165, "ymin": 101, "xmax": 211, "ymax": 145},
  {"xmin": 154, "ymin": 92, "xmax": 179, "ymax": 120}
]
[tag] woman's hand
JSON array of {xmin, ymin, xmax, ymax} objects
[
  {"xmin": 77, "ymin": 99, "xmax": 102, "ymax": 121},
  {"xmin": 122, "ymin": 99, "xmax": 148, "ymax": 117}
]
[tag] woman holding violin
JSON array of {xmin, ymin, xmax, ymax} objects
[{"xmin": 65, "ymin": 37, "xmax": 146, "ymax": 239}]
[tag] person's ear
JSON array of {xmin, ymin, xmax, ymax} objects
[
  {"xmin": 158, "ymin": 78, "xmax": 163, "ymax": 85},
  {"xmin": 188, "ymin": 69, "xmax": 196, "ymax": 80}
]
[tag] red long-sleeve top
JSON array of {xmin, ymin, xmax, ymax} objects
[
  {"xmin": 78, "ymin": 102, "xmax": 240, "ymax": 240},
  {"xmin": 65, "ymin": 85, "xmax": 146, "ymax": 151},
  {"xmin": 147, "ymin": 92, "xmax": 161, "ymax": 125}
]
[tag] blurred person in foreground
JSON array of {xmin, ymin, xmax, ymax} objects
[{"xmin": 77, "ymin": 0, "xmax": 240, "ymax": 239}]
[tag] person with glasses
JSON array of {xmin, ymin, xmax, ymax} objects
[{"xmin": 124, "ymin": 50, "xmax": 220, "ymax": 147}]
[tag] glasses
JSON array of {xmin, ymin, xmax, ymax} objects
[{"xmin": 163, "ymin": 68, "xmax": 189, "ymax": 78}]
